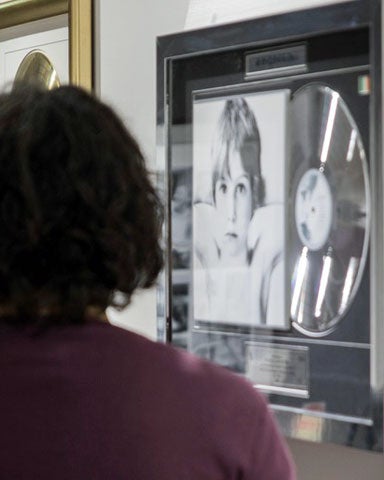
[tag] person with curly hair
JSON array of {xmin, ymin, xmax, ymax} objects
[{"xmin": 0, "ymin": 85, "xmax": 295, "ymax": 479}]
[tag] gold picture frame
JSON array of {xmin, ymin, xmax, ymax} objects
[{"xmin": 0, "ymin": 0, "xmax": 92, "ymax": 90}]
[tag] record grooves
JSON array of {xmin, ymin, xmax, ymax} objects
[{"xmin": 289, "ymin": 84, "xmax": 370, "ymax": 336}]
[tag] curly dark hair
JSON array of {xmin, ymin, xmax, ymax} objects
[{"xmin": 0, "ymin": 85, "xmax": 163, "ymax": 325}]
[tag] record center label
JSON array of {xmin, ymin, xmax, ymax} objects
[{"xmin": 295, "ymin": 169, "xmax": 333, "ymax": 251}]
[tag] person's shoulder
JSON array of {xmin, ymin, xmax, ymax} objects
[
  {"xmin": 76, "ymin": 322, "xmax": 296, "ymax": 479},
  {"xmin": 95, "ymin": 321, "xmax": 229, "ymax": 372},
  {"xmin": 90, "ymin": 321, "xmax": 263, "ymax": 405}
]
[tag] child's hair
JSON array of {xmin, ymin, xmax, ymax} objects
[{"xmin": 211, "ymin": 97, "xmax": 265, "ymax": 209}]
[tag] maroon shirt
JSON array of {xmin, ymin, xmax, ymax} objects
[{"xmin": 0, "ymin": 320, "xmax": 295, "ymax": 479}]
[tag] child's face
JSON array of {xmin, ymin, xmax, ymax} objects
[{"xmin": 214, "ymin": 150, "xmax": 252, "ymax": 260}]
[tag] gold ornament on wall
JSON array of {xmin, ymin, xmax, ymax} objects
[{"xmin": 14, "ymin": 50, "xmax": 61, "ymax": 90}]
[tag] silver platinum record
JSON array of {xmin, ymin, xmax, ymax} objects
[{"xmin": 289, "ymin": 84, "xmax": 370, "ymax": 336}]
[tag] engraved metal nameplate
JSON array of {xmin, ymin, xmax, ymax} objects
[
  {"xmin": 246, "ymin": 342, "xmax": 309, "ymax": 398},
  {"xmin": 245, "ymin": 45, "xmax": 307, "ymax": 79}
]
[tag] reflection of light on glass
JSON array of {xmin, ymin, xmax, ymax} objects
[
  {"xmin": 315, "ymin": 255, "xmax": 333, "ymax": 318},
  {"xmin": 49, "ymin": 76, "xmax": 57, "ymax": 90},
  {"xmin": 339, "ymin": 257, "xmax": 359, "ymax": 313},
  {"xmin": 291, "ymin": 247, "xmax": 308, "ymax": 321},
  {"xmin": 346, "ymin": 129, "xmax": 357, "ymax": 162},
  {"xmin": 358, "ymin": 139, "xmax": 366, "ymax": 160},
  {"xmin": 320, "ymin": 92, "xmax": 339, "ymax": 164},
  {"xmin": 297, "ymin": 284, "xmax": 306, "ymax": 326}
]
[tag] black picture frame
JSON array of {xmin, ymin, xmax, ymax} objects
[{"xmin": 157, "ymin": 0, "xmax": 383, "ymax": 452}]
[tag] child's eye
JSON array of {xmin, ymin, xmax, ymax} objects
[
  {"xmin": 237, "ymin": 183, "xmax": 246, "ymax": 194},
  {"xmin": 218, "ymin": 183, "xmax": 227, "ymax": 194}
]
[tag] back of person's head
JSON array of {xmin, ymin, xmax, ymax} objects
[
  {"xmin": 211, "ymin": 97, "xmax": 265, "ymax": 208},
  {"xmin": 0, "ymin": 85, "xmax": 163, "ymax": 325}
]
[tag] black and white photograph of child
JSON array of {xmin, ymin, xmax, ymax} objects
[
  {"xmin": 171, "ymin": 283, "xmax": 189, "ymax": 348},
  {"xmin": 170, "ymin": 168, "xmax": 193, "ymax": 346},
  {"xmin": 171, "ymin": 168, "xmax": 192, "ymax": 269},
  {"xmin": 193, "ymin": 91, "xmax": 289, "ymax": 328}
]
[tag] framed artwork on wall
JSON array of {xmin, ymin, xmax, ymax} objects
[
  {"xmin": 157, "ymin": 0, "xmax": 384, "ymax": 451},
  {"xmin": 0, "ymin": 0, "xmax": 92, "ymax": 90}
]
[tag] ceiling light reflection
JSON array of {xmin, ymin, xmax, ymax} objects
[{"xmin": 291, "ymin": 247, "xmax": 309, "ymax": 322}]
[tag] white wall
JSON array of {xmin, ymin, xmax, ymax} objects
[{"xmin": 95, "ymin": 0, "xmax": 384, "ymax": 478}]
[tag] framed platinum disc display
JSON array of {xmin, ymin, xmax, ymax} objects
[
  {"xmin": 157, "ymin": 0, "xmax": 384, "ymax": 452},
  {"xmin": 290, "ymin": 84, "xmax": 370, "ymax": 336}
]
